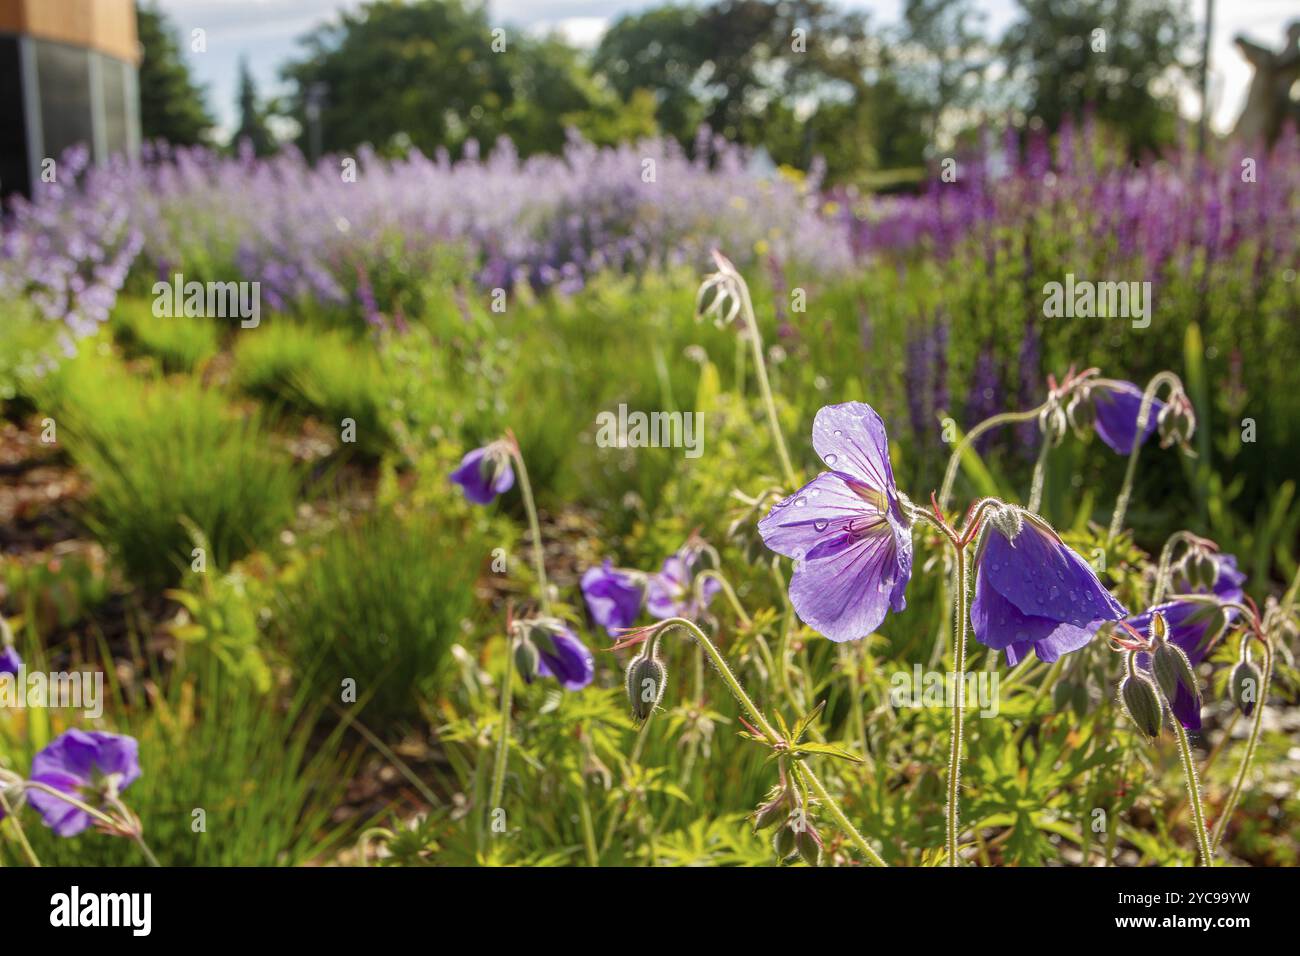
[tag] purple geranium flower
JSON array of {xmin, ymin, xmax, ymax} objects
[
  {"xmin": 450, "ymin": 442, "xmax": 514, "ymax": 505},
  {"xmin": 646, "ymin": 541, "xmax": 722, "ymax": 622},
  {"xmin": 757, "ymin": 402, "xmax": 912, "ymax": 643},
  {"xmin": 1092, "ymin": 381, "xmax": 1164, "ymax": 454},
  {"xmin": 580, "ymin": 560, "xmax": 644, "ymax": 635},
  {"xmin": 530, "ymin": 623, "xmax": 594, "ymax": 691},
  {"xmin": 971, "ymin": 507, "xmax": 1127, "ymax": 665},
  {"xmin": 0, "ymin": 645, "xmax": 20, "ymax": 676},
  {"xmin": 27, "ymin": 730, "xmax": 141, "ymax": 837},
  {"xmin": 1128, "ymin": 552, "xmax": 1246, "ymax": 731}
]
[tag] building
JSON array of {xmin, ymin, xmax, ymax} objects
[{"xmin": 0, "ymin": 0, "xmax": 140, "ymax": 198}]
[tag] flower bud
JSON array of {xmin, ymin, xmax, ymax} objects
[
  {"xmin": 795, "ymin": 823, "xmax": 823, "ymax": 867},
  {"xmin": 625, "ymin": 649, "xmax": 667, "ymax": 722},
  {"xmin": 513, "ymin": 636, "xmax": 540, "ymax": 682},
  {"xmin": 752, "ymin": 793, "xmax": 789, "ymax": 832},
  {"xmin": 1120, "ymin": 672, "xmax": 1163, "ymax": 740},
  {"xmin": 1229, "ymin": 659, "xmax": 1262, "ymax": 717},
  {"xmin": 1157, "ymin": 395, "xmax": 1196, "ymax": 448},
  {"xmin": 773, "ymin": 822, "xmax": 797, "ymax": 860},
  {"xmin": 1151, "ymin": 640, "xmax": 1199, "ymax": 706}
]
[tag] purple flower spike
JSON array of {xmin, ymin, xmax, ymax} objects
[
  {"xmin": 646, "ymin": 541, "xmax": 722, "ymax": 623},
  {"xmin": 28, "ymin": 730, "xmax": 142, "ymax": 837},
  {"xmin": 0, "ymin": 645, "xmax": 21, "ymax": 676},
  {"xmin": 757, "ymin": 402, "xmax": 913, "ymax": 643},
  {"xmin": 1128, "ymin": 551, "xmax": 1246, "ymax": 731},
  {"xmin": 581, "ymin": 560, "xmax": 644, "ymax": 635},
  {"xmin": 971, "ymin": 508, "xmax": 1127, "ymax": 666},
  {"xmin": 532, "ymin": 624, "xmax": 595, "ymax": 691},
  {"xmin": 1092, "ymin": 381, "xmax": 1164, "ymax": 454},
  {"xmin": 450, "ymin": 442, "xmax": 514, "ymax": 505}
]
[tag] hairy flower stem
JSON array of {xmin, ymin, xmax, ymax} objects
[
  {"xmin": 1107, "ymin": 372, "xmax": 1181, "ymax": 543},
  {"xmin": 1172, "ymin": 718, "xmax": 1213, "ymax": 866},
  {"xmin": 0, "ymin": 790, "xmax": 41, "ymax": 867},
  {"xmin": 487, "ymin": 634, "xmax": 516, "ymax": 825},
  {"xmin": 1210, "ymin": 637, "xmax": 1273, "ymax": 853},
  {"xmin": 1151, "ymin": 531, "xmax": 1205, "ymax": 604},
  {"xmin": 938, "ymin": 408, "xmax": 1043, "ymax": 511},
  {"xmin": 736, "ymin": 276, "xmax": 798, "ymax": 490},
  {"xmin": 945, "ymin": 546, "xmax": 970, "ymax": 866},
  {"xmin": 647, "ymin": 617, "xmax": 886, "ymax": 866},
  {"xmin": 911, "ymin": 498, "xmax": 994, "ymax": 866},
  {"xmin": 1027, "ymin": 433, "xmax": 1053, "ymax": 513},
  {"xmin": 507, "ymin": 438, "xmax": 550, "ymax": 613}
]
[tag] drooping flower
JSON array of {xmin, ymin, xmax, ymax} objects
[
  {"xmin": 1091, "ymin": 381, "xmax": 1164, "ymax": 454},
  {"xmin": 971, "ymin": 506, "xmax": 1127, "ymax": 665},
  {"xmin": 646, "ymin": 540, "xmax": 722, "ymax": 623},
  {"xmin": 757, "ymin": 402, "xmax": 912, "ymax": 643},
  {"xmin": 531, "ymin": 622, "xmax": 595, "ymax": 691},
  {"xmin": 27, "ymin": 730, "xmax": 141, "ymax": 837},
  {"xmin": 1127, "ymin": 551, "xmax": 1245, "ymax": 730},
  {"xmin": 580, "ymin": 560, "xmax": 644, "ymax": 635},
  {"xmin": 0, "ymin": 645, "xmax": 20, "ymax": 676},
  {"xmin": 450, "ymin": 442, "xmax": 514, "ymax": 505}
]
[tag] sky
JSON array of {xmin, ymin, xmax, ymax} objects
[{"xmin": 153, "ymin": 0, "xmax": 1299, "ymax": 140}]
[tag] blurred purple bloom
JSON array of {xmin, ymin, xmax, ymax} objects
[
  {"xmin": 450, "ymin": 443, "xmax": 514, "ymax": 505},
  {"xmin": 1092, "ymin": 381, "xmax": 1165, "ymax": 454},
  {"xmin": 531, "ymin": 624, "xmax": 594, "ymax": 692},
  {"xmin": 972, "ymin": 511, "xmax": 1127, "ymax": 666},
  {"xmin": 580, "ymin": 560, "xmax": 644, "ymax": 635},
  {"xmin": 28, "ymin": 730, "xmax": 141, "ymax": 837},
  {"xmin": 758, "ymin": 402, "xmax": 913, "ymax": 643},
  {"xmin": 646, "ymin": 544, "xmax": 721, "ymax": 622},
  {"xmin": 0, "ymin": 645, "xmax": 20, "ymax": 676}
]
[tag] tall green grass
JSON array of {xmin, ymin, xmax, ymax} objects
[
  {"xmin": 0, "ymin": 646, "xmax": 354, "ymax": 867},
  {"xmin": 33, "ymin": 353, "xmax": 299, "ymax": 587},
  {"xmin": 277, "ymin": 506, "xmax": 486, "ymax": 729}
]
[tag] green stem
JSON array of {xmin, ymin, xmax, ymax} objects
[
  {"xmin": 939, "ymin": 408, "xmax": 1043, "ymax": 511},
  {"xmin": 1172, "ymin": 718, "xmax": 1213, "ymax": 866},
  {"xmin": 651, "ymin": 617, "xmax": 886, "ymax": 866},
  {"xmin": 800, "ymin": 762, "xmax": 887, "ymax": 868},
  {"xmin": 509, "ymin": 442, "xmax": 550, "ymax": 612},
  {"xmin": 1027, "ymin": 432, "xmax": 1053, "ymax": 513},
  {"xmin": 0, "ymin": 789, "xmax": 41, "ymax": 867},
  {"xmin": 946, "ymin": 545, "xmax": 970, "ymax": 866},
  {"xmin": 577, "ymin": 781, "xmax": 600, "ymax": 867},
  {"xmin": 697, "ymin": 570, "xmax": 752, "ymax": 629},
  {"xmin": 487, "ymin": 636, "xmax": 516, "ymax": 825},
  {"xmin": 1210, "ymin": 638, "xmax": 1272, "ymax": 853},
  {"xmin": 736, "ymin": 276, "xmax": 798, "ymax": 490},
  {"xmin": 1107, "ymin": 372, "xmax": 1181, "ymax": 543}
]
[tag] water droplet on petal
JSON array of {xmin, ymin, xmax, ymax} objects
[
  {"xmin": 824, "ymin": 453, "xmax": 838, "ymax": 466},
  {"xmin": 813, "ymin": 518, "xmax": 829, "ymax": 532},
  {"xmin": 795, "ymin": 496, "xmax": 808, "ymax": 507}
]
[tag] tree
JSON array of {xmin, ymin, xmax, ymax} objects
[
  {"xmin": 136, "ymin": 1, "xmax": 214, "ymax": 146},
  {"xmin": 898, "ymin": 0, "xmax": 990, "ymax": 151},
  {"xmin": 231, "ymin": 57, "xmax": 277, "ymax": 156},
  {"xmin": 1000, "ymin": 0, "xmax": 1195, "ymax": 153},
  {"xmin": 281, "ymin": 0, "xmax": 623, "ymax": 158}
]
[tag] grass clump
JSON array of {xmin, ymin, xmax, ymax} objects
[
  {"xmin": 278, "ymin": 506, "xmax": 484, "ymax": 728},
  {"xmin": 36, "ymin": 354, "xmax": 298, "ymax": 587}
]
